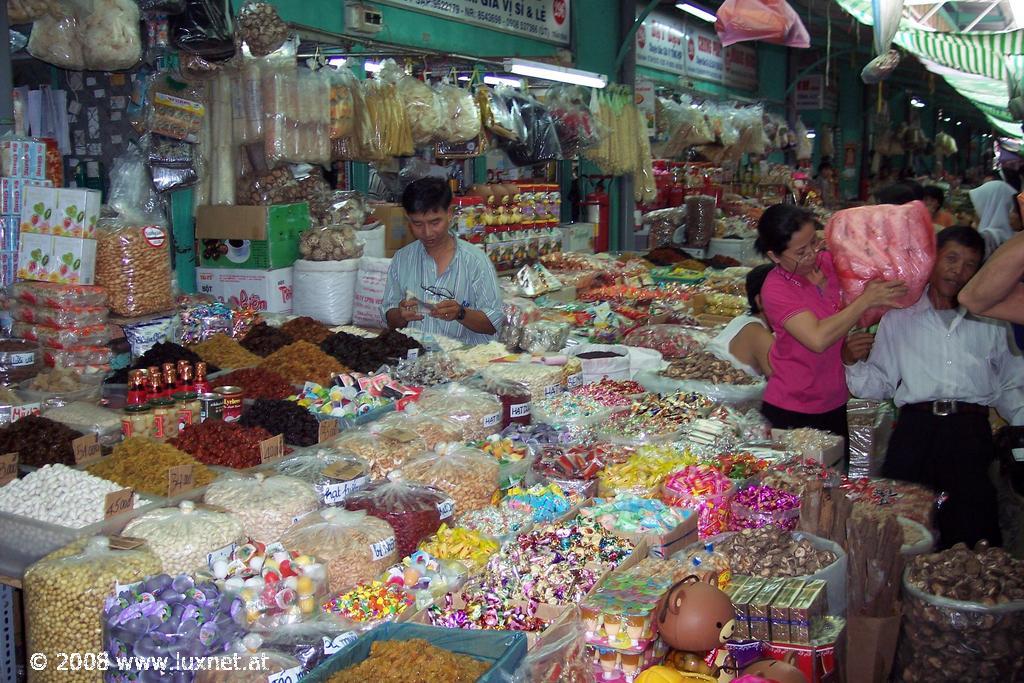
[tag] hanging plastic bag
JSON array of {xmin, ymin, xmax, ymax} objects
[
  {"xmin": 435, "ymin": 83, "xmax": 482, "ymax": 144},
  {"xmin": 9, "ymin": 0, "xmax": 62, "ymax": 22},
  {"xmin": 500, "ymin": 90, "xmax": 562, "ymax": 166},
  {"xmin": 715, "ymin": 0, "xmax": 810, "ymax": 48},
  {"xmin": 872, "ymin": 0, "xmax": 905, "ymax": 55},
  {"xmin": 137, "ymin": 0, "xmax": 187, "ymax": 14},
  {"xmin": 362, "ymin": 60, "xmax": 415, "ymax": 159},
  {"xmin": 402, "ymin": 443, "xmax": 500, "ymax": 515},
  {"xmin": 82, "ymin": 0, "xmax": 141, "ymax": 71},
  {"xmin": 478, "ymin": 86, "xmax": 527, "ymax": 142},
  {"xmin": 172, "ymin": 0, "xmax": 234, "ymax": 61},
  {"xmin": 27, "ymin": 4, "xmax": 84, "ymax": 70},
  {"xmin": 396, "ymin": 74, "xmax": 443, "ymax": 146},
  {"xmin": 861, "ymin": 49, "xmax": 901, "ymax": 84},
  {"xmin": 546, "ymin": 85, "xmax": 602, "ymax": 158},
  {"xmin": 236, "ymin": 1, "xmax": 289, "ymax": 57},
  {"xmin": 825, "ymin": 201, "xmax": 937, "ymax": 328}
]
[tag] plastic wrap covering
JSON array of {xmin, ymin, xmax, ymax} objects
[
  {"xmin": 332, "ymin": 68, "xmax": 372, "ymax": 162},
  {"xmin": 898, "ymin": 549, "xmax": 1024, "ymax": 681},
  {"xmin": 623, "ymin": 325, "xmax": 708, "ymax": 359},
  {"xmin": 27, "ymin": 4, "xmax": 83, "ymax": 69},
  {"xmin": 507, "ymin": 617, "xmax": 591, "ymax": 682},
  {"xmin": 25, "ymin": 537, "xmax": 162, "ymax": 683},
  {"xmin": 481, "ymin": 363, "xmax": 563, "ymax": 404},
  {"xmin": 236, "ymin": 1, "xmax": 289, "ymax": 57},
  {"xmin": 416, "ymin": 382, "xmax": 503, "ymax": 440},
  {"xmin": 826, "ymin": 201, "xmax": 936, "ymax": 328},
  {"xmin": 123, "ymin": 501, "xmax": 245, "ymax": 574},
  {"xmin": 263, "ymin": 59, "xmax": 332, "ymax": 166},
  {"xmin": 362, "ymin": 63, "xmax": 415, "ymax": 160},
  {"xmin": 39, "ymin": 400, "xmax": 120, "ymax": 445},
  {"xmin": 637, "ymin": 368, "xmax": 766, "ymax": 406},
  {"xmin": 654, "ymin": 96, "xmax": 714, "ymax": 158},
  {"xmin": 95, "ymin": 219, "xmax": 175, "ymax": 317},
  {"xmin": 328, "ymin": 66, "xmax": 358, "ymax": 142},
  {"xmin": 332, "ymin": 425, "xmax": 426, "ymax": 479},
  {"xmin": 715, "ymin": 0, "xmax": 810, "ymax": 47},
  {"xmin": 847, "ymin": 399, "xmax": 895, "ymax": 478},
  {"xmin": 547, "ymin": 85, "xmax": 602, "ymax": 158},
  {"xmin": 396, "ymin": 74, "xmax": 443, "ymax": 146},
  {"xmin": 172, "ymin": 0, "xmax": 235, "ymax": 61},
  {"xmin": 292, "ymin": 257, "xmax": 359, "ymax": 326},
  {"xmin": 82, "ymin": 0, "xmax": 141, "ymax": 71},
  {"xmin": 645, "ymin": 206, "xmax": 686, "ymax": 248},
  {"xmin": 344, "ymin": 479, "xmax": 453, "ymax": 558},
  {"xmin": 0, "ymin": 338, "xmax": 41, "ymax": 384},
  {"xmin": 500, "ymin": 90, "xmax": 562, "ymax": 166},
  {"xmin": 266, "ymin": 447, "xmax": 370, "ymax": 507},
  {"xmin": 436, "ymin": 83, "xmax": 482, "ymax": 144},
  {"xmin": 143, "ymin": 133, "xmax": 199, "ymax": 193},
  {"xmin": 685, "ymin": 194, "xmax": 716, "ymax": 247},
  {"xmin": 208, "ymin": 70, "xmax": 236, "ymax": 203},
  {"xmin": 203, "ymin": 473, "xmax": 320, "ymax": 544},
  {"xmin": 9, "ymin": 0, "xmax": 62, "ymax": 22},
  {"xmin": 532, "ymin": 396, "xmax": 613, "ymax": 441},
  {"xmin": 520, "ymin": 320, "xmax": 571, "ymax": 353},
  {"xmin": 281, "ymin": 508, "xmax": 397, "ymax": 593},
  {"xmin": 138, "ymin": 0, "xmax": 186, "ymax": 13},
  {"xmin": 402, "ymin": 443, "xmax": 500, "ymax": 516},
  {"xmin": 497, "ymin": 297, "xmax": 539, "ymax": 350},
  {"xmin": 261, "ymin": 617, "xmax": 361, "ymax": 675},
  {"xmin": 196, "ymin": 647, "xmax": 301, "ymax": 683},
  {"xmin": 479, "ymin": 86, "xmax": 527, "ymax": 142},
  {"xmin": 373, "ymin": 411, "xmax": 464, "ymax": 450},
  {"xmin": 144, "ymin": 76, "xmax": 206, "ymax": 143}
]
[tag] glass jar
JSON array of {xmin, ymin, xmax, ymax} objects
[
  {"xmin": 121, "ymin": 405, "xmax": 153, "ymax": 439},
  {"xmin": 149, "ymin": 397, "xmax": 177, "ymax": 441},
  {"xmin": 172, "ymin": 391, "xmax": 200, "ymax": 433}
]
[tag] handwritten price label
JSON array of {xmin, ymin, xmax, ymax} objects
[
  {"xmin": 104, "ymin": 488, "xmax": 134, "ymax": 519},
  {"xmin": 167, "ymin": 464, "xmax": 195, "ymax": 497},
  {"xmin": 73, "ymin": 433, "xmax": 101, "ymax": 466},
  {"xmin": 318, "ymin": 419, "xmax": 339, "ymax": 443},
  {"xmin": 260, "ymin": 434, "xmax": 285, "ymax": 463},
  {"xmin": 0, "ymin": 452, "xmax": 17, "ymax": 486}
]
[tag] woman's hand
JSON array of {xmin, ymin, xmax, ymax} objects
[
  {"xmin": 859, "ymin": 279, "xmax": 908, "ymax": 309},
  {"xmin": 842, "ymin": 332, "xmax": 875, "ymax": 365}
]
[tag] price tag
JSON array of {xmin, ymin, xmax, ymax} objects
[
  {"xmin": 369, "ymin": 536, "xmax": 396, "ymax": 561},
  {"xmin": 0, "ymin": 452, "xmax": 17, "ymax": 486},
  {"xmin": 318, "ymin": 419, "xmax": 340, "ymax": 443},
  {"xmin": 544, "ymin": 384, "xmax": 561, "ymax": 399},
  {"xmin": 206, "ymin": 543, "xmax": 236, "ymax": 570},
  {"xmin": 73, "ymin": 433, "xmax": 102, "ymax": 466},
  {"xmin": 406, "ymin": 348, "xmax": 419, "ymax": 361},
  {"xmin": 321, "ymin": 476, "xmax": 369, "ymax": 505},
  {"xmin": 509, "ymin": 402, "xmax": 531, "ymax": 419},
  {"xmin": 483, "ymin": 412, "xmax": 501, "ymax": 428},
  {"xmin": 167, "ymin": 465, "xmax": 195, "ymax": 497},
  {"xmin": 260, "ymin": 434, "xmax": 285, "ymax": 463},
  {"xmin": 108, "ymin": 535, "xmax": 146, "ymax": 551},
  {"xmin": 104, "ymin": 488, "xmax": 134, "ymax": 519},
  {"xmin": 566, "ymin": 372, "xmax": 584, "ymax": 389},
  {"xmin": 267, "ymin": 666, "xmax": 302, "ymax": 683},
  {"xmin": 114, "ymin": 580, "xmax": 142, "ymax": 596},
  {"xmin": 322, "ymin": 632, "xmax": 358, "ymax": 656},
  {"xmin": 436, "ymin": 497, "xmax": 455, "ymax": 521},
  {"xmin": 380, "ymin": 427, "xmax": 418, "ymax": 443}
]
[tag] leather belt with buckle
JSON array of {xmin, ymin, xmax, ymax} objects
[{"xmin": 902, "ymin": 400, "xmax": 988, "ymax": 417}]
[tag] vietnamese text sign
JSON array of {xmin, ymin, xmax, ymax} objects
[{"xmin": 375, "ymin": 0, "xmax": 571, "ymax": 45}]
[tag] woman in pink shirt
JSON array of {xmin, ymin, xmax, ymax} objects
[{"xmin": 755, "ymin": 205, "xmax": 907, "ymax": 449}]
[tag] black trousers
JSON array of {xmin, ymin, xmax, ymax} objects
[
  {"xmin": 760, "ymin": 402, "xmax": 850, "ymax": 464},
  {"xmin": 882, "ymin": 410, "xmax": 1001, "ymax": 549}
]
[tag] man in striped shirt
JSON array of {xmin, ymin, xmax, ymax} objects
[
  {"xmin": 380, "ymin": 178, "xmax": 503, "ymax": 345},
  {"xmin": 845, "ymin": 226, "xmax": 1024, "ymax": 548}
]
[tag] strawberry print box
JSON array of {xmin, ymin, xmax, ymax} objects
[{"xmin": 20, "ymin": 186, "xmax": 101, "ymax": 238}]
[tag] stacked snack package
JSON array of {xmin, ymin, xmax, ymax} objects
[
  {"xmin": 262, "ymin": 50, "xmax": 332, "ymax": 166},
  {"xmin": 9, "ymin": 282, "xmax": 113, "ymax": 375}
]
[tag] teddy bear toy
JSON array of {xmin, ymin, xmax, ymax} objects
[{"xmin": 655, "ymin": 575, "xmax": 736, "ymax": 678}]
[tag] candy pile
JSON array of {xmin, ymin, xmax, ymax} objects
[
  {"xmin": 579, "ymin": 495, "xmax": 692, "ymax": 536},
  {"xmin": 382, "ymin": 550, "xmax": 468, "ymax": 609},
  {"xmin": 572, "ymin": 378, "xmax": 646, "ymax": 408},
  {"xmin": 427, "ymin": 590, "xmax": 549, "ymax": 632},
  {"xmin": 458, "ymin": 505, "xmax": 534, "ymax": 542},
  {"xmin": 322, "ymin": 581, "xmax": 415, "ymax": 624},
  {"xmin": 504, "ymin": 483, "xmax": 572, "ymax": 523},
  {"xmin": 289, "ymin": 381, "xmax": 394, "ymax": 420},
  {"xmin": 418, "ymin": 524, "xmax": 500, "ymax": 569},
  {"xmin": 602, "ymin": 391, "xmax": 714, "ymax": 443},
  {"xmin": 599, "ymin": 444, "xmax": 696, "ymax": 498},
  {"xmin": 729, "ymin": 485, "xmax": 801, "ymax": 532},
  {"xmin": 761, "ymin": 458, "xmax": 840, "ymax": 496},
  {"xmin": 709, "ymin": 451, "xmax": 770, "ymax": 482},
  {"xmin": 662, "ymin": 465, "xmax": 736, "ymax": 538}
]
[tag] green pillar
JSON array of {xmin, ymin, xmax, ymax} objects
[{"xmin": 170, "ymin": 188, "xmax": 196, "ymax": 293}]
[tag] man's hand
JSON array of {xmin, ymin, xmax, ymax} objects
[
  {"xmin": 398, "ymin": 298, "xmax": 423, "ymax": 322},
  {"xmin": 842, "ymin": 332, "xmax": 875, "ymax": 365},
  {"xmin": 430, "ymin": 299, "xmax": 463, "ymax": 322}
]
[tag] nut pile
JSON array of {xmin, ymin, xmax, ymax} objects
[
  {"xmin": 298, "ymin": 227, "xmax": 363, "ymax": 261},
  {"xmin": 280, "ymin": 317, "xmax": 333, "ymax": 345},
  {"xmin": 0, "ymin": 414, "xmax": 83, "ymax": 466},
  {"xmin": 190, "ymin": 334, "xmax": 262, "ymax": 369},
  {"xmin": 259, "ymin": 341, "xmax": 349, "ymax": 386},
  {"xmin": 714, "ymin": 527, "xmax": 838, "ymax": 577},
  {"xmin": 240, "ymin": 322, "xmax": 294, "ymax": 357},
  {"xmin": 87, "ymin": 438, "xmax": 217, "ymax": 497},
  {"xmin": 235, "ymin": 1, "xmax": 289, "ymax": 56},
  {"xmin": 662, "ymin": 352, "xmax": 759, "ymax": 384},
  {"xmin": 211, "ymin": 367, "xmax": 294, "ymax": 400},
  {"xmin": 319, "ymin": 330, "xmax": 423, "ymax": 373},
  {"xmin": 172, "ymin": 421, "xmax": 276, "ymax": 469},
  {"xmin": 123, "ymin": 501, "xmax": 245, "ymax": 574},
  {"xmin": 203, "ymin": 474, "xmax": 320, "ymax": 544},
  {"xmin": 0, "ymin": 464, "xmax": 146, "ymax": 527},
  {"xmin": 900, "ymin": 542, "xmax": 1024, "ymax": 682},
  {"xmin": 240, "ymin": 398, "xmax": 320, "ymax": 447}
]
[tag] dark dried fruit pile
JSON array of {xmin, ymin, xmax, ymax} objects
[
  {"xmin": 171, "ymin": 420, "xmax": 274, "ymax": 469},
  {"xmin": 319, "ymin": 330, "xmax": 423, "ymax": 373},
  {"xmin": 0, "ymin": 415, "xmax": 83, "ymax": 466},
  {"xmin": 240, "ymin": 322, "xmax": 294, "ymax": 357},
  {"xmin": 211, "ymin": 368, "xmax": 294, "ymax": 400},
  {"xmin": 240, "ymin": 398, "xmax": 320, "ymax": 447}
]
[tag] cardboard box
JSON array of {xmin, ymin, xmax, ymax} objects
[
  {"xmin": 748, "ymin": 578, "xmax": 787, "ymax": 642},
  {"xmin": 17, "ymin": 232, "xmax": 52, "ymax": 281},
  {"xmin": 730, "ymin": 577, "xmax": 766, "ymax": 641},
  {"xmin": 370, "ymin": 203, "xmax": 414, "ymax": 257},
  {"xmin": 195, "ymin": 203, "xmax": 310, "ymax": 270},
  {"xmin": 49, "ymin": 235, "xmax": 97, "ymax": 285},
  {"xmin": 790, "ymin": 580, "xmax": 827, "ymax": 645},
  {"xmin": 559, "ymin": 222, "xmax": 595, "ymax": 253},
  {"xmin": 20, "ymin": 186, "xmax": 100, "ymax": 238},
  {"xmin": 772, "ymin": 429, "xmax": 845, "ymax": 470},
  {"xmin": 763, "ymin": 616, "xmax": 844, "ymax": 683},
  {"xmin": 195, "ymin": 266, "xmax": 293, "ymax": 313},
  {"xmin": 770, "ymin": 579, "xmax": 805, "ymax": 643}
]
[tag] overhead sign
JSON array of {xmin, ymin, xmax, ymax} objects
[
  {"xmin": 793, "ymin": 75, "xmax": 825, "ymax": 110},
  {"xmin": 375, "ymin": 0, "xmax": 571, "ymax": 46},
  {"xmin": 636, "ymin": 11, "xmax": 758, "ymax": 92}
]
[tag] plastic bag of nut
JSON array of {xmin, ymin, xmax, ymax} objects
[
  {"xmin": 95, "ymin": 220, "xmax": 175, "ymax": 317},
  {"xmin": 203, "ymin": 473, "xmax": 320, "ymax": 544},
  {"xmin": 280, "ymin": 508, "xmax": 398, "ymax": 593},
  {"xmin": 401, "ymin": 443, "xmax": 500, "ymax": 517},
  {"xmin": 897, "ymin": 543, "xmax": 1024, "ymax": 682},
  {"xmin": 122, "ymin": 501, "xmax": 245, "ymax": 575},
  {"xmin": 414, "ymin": 383, "xmax": 503, "ymax": 441},
  {"xmin": 332, "ymin": 425, "xmax": 428, "ymax": 479}
]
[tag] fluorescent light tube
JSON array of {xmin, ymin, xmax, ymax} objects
[
  {"xmin": 484, "ymin": 75, "xmax": 524, "ymax": 88},
  {"xmin": 504, "ymin": 58, "xmax": 607, "ymax": 88},
  {"xmin": 363, "ymin": 60, "xmax": 383, "ymax": 73},
  {"xmin": 327, "ymin": 57, "xmax": 347, "ymax": 67},
  {"xmin": 676, "ymin": 2, "xmax": 717, "ymax": 23},
  {"xmin": 806, "ymin": 130, "xmax": 817, "ymax": 139}
]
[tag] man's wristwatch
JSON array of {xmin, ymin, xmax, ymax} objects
[{"xmin": 456, "ymin": 305, "xmax": 466, "ymax": 321}]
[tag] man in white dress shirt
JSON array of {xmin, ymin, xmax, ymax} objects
[{"xmin": 846, "ymin": 226, "xmax": 1024, "ymax": 548}]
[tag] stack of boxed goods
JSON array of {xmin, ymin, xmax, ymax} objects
[
  {"xmin": 16, "ymin": 185, "xmax": 101, "ymax": 286},
  {"xmin": 0, "ymin": 138, "xmax": 54, "ymax": 286},
  {"xmin": 194, "ymin": 203, "xmax": 310, "ymax": 314},
  {"xmin": 8, "ymin": 282, "xmax": 113, "ymax": 375}
]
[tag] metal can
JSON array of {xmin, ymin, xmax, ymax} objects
[
  {"xmin": 199, "ymin": 392, "xmax": 224, "ymax": 422},
  {"xmin": 214, "ymin": 386, "xmax": 243, "ymax": 422}
]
